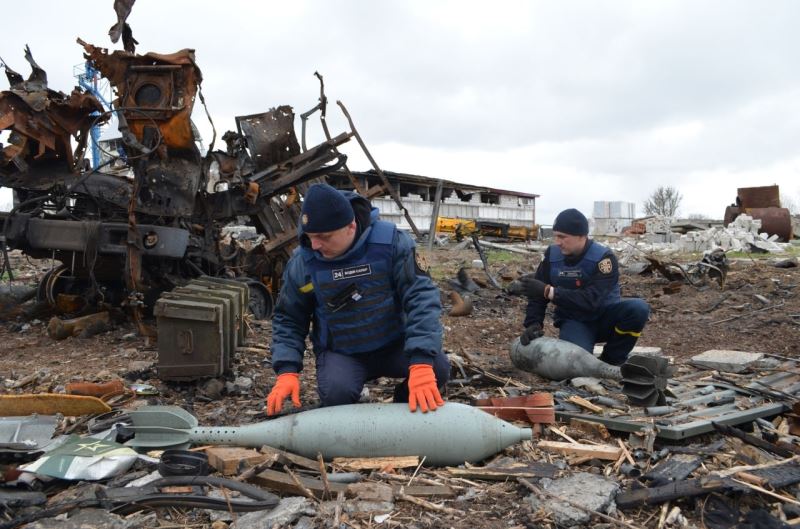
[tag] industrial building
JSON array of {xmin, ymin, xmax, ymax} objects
[{"xmin": 328, "ymin": 169, "xmax": 539, "ymax": 233}]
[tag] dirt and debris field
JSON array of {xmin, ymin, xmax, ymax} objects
[{"xmin": 1, "ymin": 245, "xmax": 800, "ymax": 529}]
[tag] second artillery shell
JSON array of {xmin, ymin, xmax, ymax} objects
[{"xmin": 510, "ymin": 336, "xmax": 622, "ymax": 380}]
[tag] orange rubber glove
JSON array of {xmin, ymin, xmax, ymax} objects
[
  {"xmin": 407, "ymin": 364, "xmax": 444, "ymax": 413},
  {"xmin": 266, "ymin": 373, "xmax": 301, "ymax": 416}
]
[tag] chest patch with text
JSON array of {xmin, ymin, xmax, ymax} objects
[{"xmin": 332, "ymin": 264, "xmax": 372, "ymax": 281}]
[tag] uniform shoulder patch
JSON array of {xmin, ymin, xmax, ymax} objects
[
  {"xmin": 598, "ymin": 257, "xmax": 613, "ymax": 274},
  {"xmin": 414, "ymin": 250, "xmax": 430, "ymax": 276}
]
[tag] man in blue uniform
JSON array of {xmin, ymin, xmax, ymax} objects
[
  {"xmin": 514, "ymin": 208, "xmax": 650, "ymax": 365},
  {"xmin": 266, "ymin": 183, "xmax": 449, "ymax": 415}
]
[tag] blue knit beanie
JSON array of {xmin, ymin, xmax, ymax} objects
[
  {"xmin": 301, "ymin": 184, "xmax": 354, "ymax": 233},
  {"xmin": 553, "ymin": 208, "xmax": 589, "ymax": 236}
]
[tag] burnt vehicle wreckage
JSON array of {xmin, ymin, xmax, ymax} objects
[{"xmin": 0, "ymin": 39, "xmax": 409, "ymax": 335}]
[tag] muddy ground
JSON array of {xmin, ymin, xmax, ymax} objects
[{"xmin": 1, "ymin": 244, "xmax": 799, "ymax": 528}]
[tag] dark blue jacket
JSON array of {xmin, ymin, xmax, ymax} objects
[
  {"xmin": 524, "ymin": 240, "xmax": 620, "ymax": 327},
  {"xmin": 271, "ymin": 191, "xmax": 443, "ymax": 374}
]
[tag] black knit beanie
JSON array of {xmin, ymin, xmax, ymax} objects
[
  {"xmin": 553, "ymin": 208, "xmax": 589, "ymax": 236},
  {"xmin": 301, "ymin": 184, "xmax": 355, "ymax": 233}
]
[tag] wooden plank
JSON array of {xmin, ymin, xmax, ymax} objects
[
  {"xmin": 569, "ymin": 418, "xmax": 610, "ymax": 440},
  {"xmin": 259, "ymin": 444, "xmax": 322, "ymax": 471},
  {"xmin": 399, "ymin": 484, "xmax": 455, "ymax": 498},
  {"xmin": 0, "ymin": 394, "xmax": 111, "ymax": 416},
  {"xmin": 332, "ymin": 456, "xmax": 420, "ymax": 471},
  {"xmin": 616, "ymin": 477, "xmax": 730, "ymax": 509},
  {"xmin": 445, "ymin": 462, "xmax": 557, "ymax": 481},
  {"xmin": 735, "ymin": 471, "xmax": 768, "ymax": 487},
  {"xmin": 537, "ymin": 440, "xmax": 622, "ymax": 461},
  {"xmin": 205, "ymin": 447, "xmax": 271, "ymax": 475},
  {"xmin": 252, "ymin": 469, "xmax": 455, "ymax": 499},
  {"xmin": 566, "ymin": 396, "xmax": 603, "ymax": 414},
  {"xmin": 252, "ymin": 468, "xmax": 347, "ymax": 498}
]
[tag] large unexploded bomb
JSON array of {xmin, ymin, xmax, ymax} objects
[{"xmin": 126, "ymin": 402, "xmax": 532, "ymax": 466}]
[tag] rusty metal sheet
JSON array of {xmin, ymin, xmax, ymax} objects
[
  {"xmin": 236, "ymin": 107, "xmax": 301, "ymax": 171},
  {"xmin": 78, "ymin": 39, "xmax": 202, "ymax": 151},
  {"xmin": 745, "ymin": 207, "xmax": 793, "ymax": 241},
  {"xmin": 1, "ymin": 48, "xmax": 105, "ymax": 177},
  {"xmin": 737, "ymin": 185, "xmax": 781, "ymax": 209}
]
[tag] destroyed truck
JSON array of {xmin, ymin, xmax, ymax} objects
[{"xmin": 0, "ymin": 40, "xmax": 364, "ymax": 331}]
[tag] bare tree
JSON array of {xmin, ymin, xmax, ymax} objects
[{"xmin": 643, "ymin": 186, "xmax": 682, "ymax": 217}]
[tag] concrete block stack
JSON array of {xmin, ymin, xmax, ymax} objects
[{"xmin": 677, "ymin": 214, "xmax": 784, "ymax": 253}]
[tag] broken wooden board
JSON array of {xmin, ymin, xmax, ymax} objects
[
  {"xmin": 617, "ymin": 477, "xmax": 733, "ymax": 509},
  {"xmin": 537, "ymin": 440, "xmax": 622, "ymax": 461},
  {"xmin": 445, "ymin": 462, "xmax": 558, "ymax": 481},
  {"xmin": 569, "ymin": 418, "xmax": 610, "ymax": 440},
  {"xmin": 566, "ymin": 396, "xmax": 603, "ymax": 414},
  {"xmin": 333, "ymin": 456, "xmax": 420, "ymax": 471},
  {"xmin": 205, "ymin": 446, "xmax": 272, "ymax": 475},
  {"xmin": 0, "ymin": 394, "xmax": 111, "ymax": 416},
  {"xmin": 259, "ymin": 444, "xmax": 323, "ymax": 471},
  {"xmin": 252, "ymin": 468, "xmax": 347, "ymax": 497},
  {"xmin": 619, "ymin": 460, "xmax": 800, "ymax": 509},
  {"xmin": 252, "ymin": 469, "xmax": 455, "ymax": 499},
  {"xmin": 642, "ymin": 454, "xmax": 703, "ymax": 486}
]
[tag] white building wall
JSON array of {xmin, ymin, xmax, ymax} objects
[
  {"xmin": 593, "ymin": 200, "xmax": 636, "ymax": 235},
  {"xmin": 370, "ymin": 196, "xmax": 536, "ymax": 232}
]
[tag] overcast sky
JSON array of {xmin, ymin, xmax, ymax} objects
[{"xmin": 3, "ymin": 1, "xmax": 800, "ymax": 223}]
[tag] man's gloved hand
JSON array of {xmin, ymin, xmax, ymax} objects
[
  {"xmin": 519, "ymin": 274, "xmax": 548, "ymax": 299},
  {"xmin": 519, "ymin": 323, "xmax": 544, "ymax": 346},
  {"xmin": 408, "ymin": 364, "xmax": 444, "ymax": 413},
  {"xmin": 266, "ymin": 373, "xmax": 301, "ymax": 416}
]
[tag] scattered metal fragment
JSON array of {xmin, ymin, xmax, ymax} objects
[
  {"xmin": 642, "ymin": 454, "xmax": 703, "ymax": 486},
  {"xmin": 447, "ymin": 291, "xmax": 473, "ymax": 317},
  {"xmin": 620, "ymin": 354, "xmax": 673, "ymax": 407},
  {"xmin": 470, "ymin": 234, "xmax": 501, "ymax": 289},
  {"xmin": 712, "ymin": 422, "xmax": 800, "ymax": 458},
  {"xmin": 20, "ymin": 435, "xmax": 138, "ymax": 480},
  {"xmin": 557, "ymin": 367, "xmax": 798, "ymax": 440},
  {"xmin": 0, "ymin": 415, "xmax": 57, "ymax": 454},
  {"xmin": 448, "ymin": 267, "xmax": 480, "ymax": 294},
  {"xmin": 773, "ymin": 257, "xmax": 798, "ymax": 269},
  {"xmin": 698, "ymin": 247, "xmax": 728, "ymax": 287},
  {"xmin": 108, "ymin": 0, "xmax": 138, "ymax": 53},
  {"xmin": 129, "ymin": 383, "xmax": 159, "ymax": 396},
  {"xmin": 473, "ymin": 393, "xmax": 555, "ymax": 426},
  {"xmin": 65, "ymin": 379, "xmax": 125, "ymax": 398},
  {"xmin": 47, "ymin": 311, "xmax": 111, "ymax": 340}
]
